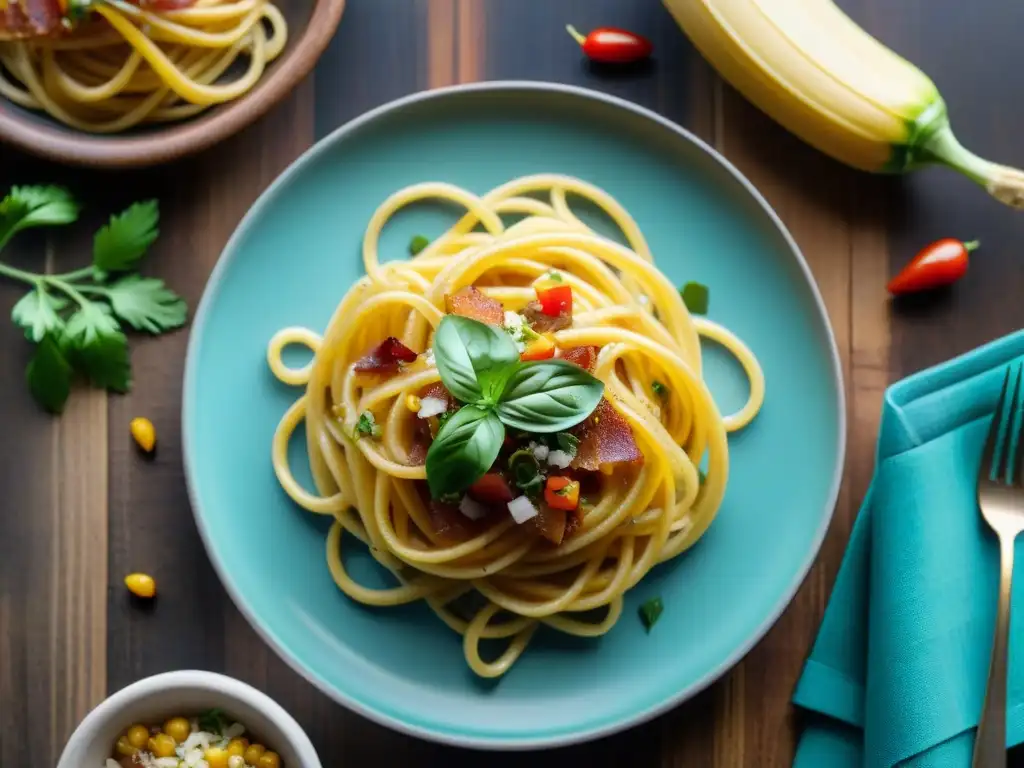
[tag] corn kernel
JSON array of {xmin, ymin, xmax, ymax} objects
[
  {"xmin": 244, "ymin": 744, "xmax": 266, "ymax": 764},
  {"xmin": 258, "ymin": 752, "xmax": 282, "ymax": 768},
  {"xmin": 405, "ymin": 394, "xmax": 421, "ymax": 412},
  {"xmin": 126, "ymin": 724, "xmax": 149, "ymax": 749},
  {"xmin": 130, "ymin": 417, "xmax": 157, "ymax": 453},
  {"xmin": 205, "ymin": 746, "xmax": 230, "ymax": 768},
  {"xmin": 228, "ymin": 757, "xmax": 246, "ymax": 768},
  {"xmin": 226, "ymin": 738, "xmax": 249, "ymax": 757},
  {"xmin": 124, "ymin": 572, "xmax": 156, "ymax": 598},
  {"xmin": 164, "ymin": 716, "xmax": 190, "ymax": 743},
  {"xmin": 149, "ymin": 733, "xmax": 176, "ymax": 758},
  {"xmin": 115, "ymin": 736, "xmax": 138, "ymax": 756}
]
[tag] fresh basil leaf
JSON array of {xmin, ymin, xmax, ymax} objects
[
  {"xmin": 425, "ymin": 405, "xmax": 505, "ymax": 498},
  {"xmin": 496, "ymin": 360, "xmax": 604, "ymax": 433},
  {"xmin": 555, "ymin": 432, "xmax": 579, "ymax": 457},
  {"xmin": 433, "ymin": 315, "xmax": 519, "ymax": 404}
]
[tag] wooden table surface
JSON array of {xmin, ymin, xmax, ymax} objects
[{"xmin": 2, "ymin": 0, "xmax": 1023, "ymax": 765}]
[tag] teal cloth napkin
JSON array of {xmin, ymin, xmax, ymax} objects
[{"xmin": 793, "ymin": 330, "xmax": 1024, "ymax": 768}]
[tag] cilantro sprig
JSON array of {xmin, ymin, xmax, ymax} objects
[{"xmin": 0, "ymin": 186, "xmax": 187, "ymax": 413}]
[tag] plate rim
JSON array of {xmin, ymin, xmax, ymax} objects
[{"xmin": 182, "ymin": 80, "xmax": 847, "ymax": 750}]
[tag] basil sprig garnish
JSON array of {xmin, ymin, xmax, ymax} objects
[{"xmin": 425, "ymin": 315, "xmax": 604, "ymax": 498}]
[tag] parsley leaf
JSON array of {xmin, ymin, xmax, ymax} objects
[
  {"xmin": 651, "ymin": 380, "xmax": 668, "ymax": 397},
  {"xmin": 0, "ymin": 186, "xmax": 78, "ymax": 245},
  {"xmin": 680, "ymin": 282, "xmax": 709, "ymax": 315},
  {"xmin": 93, "ymin": 200, "xmax": 159, "ymax": 277},
  {"xmin": 64, "ymin": 304, "xmax": 131, "ymax": 392},
  {"xmin": 12, "ymin": 288, "xmax": 68, "ymax": 343},
  {"xmin": 355, "ymin": 410, "xmax": 381, "ymax": 438},
  {"xmin": 638, "ymin": 596, "xmax": 663, "ymax": 632},
  {"xmin": 105, "ymin": 275, "xmax": 187, "ymax": 333},
  {"xmin": 409, "ymin": 235, "xmax": 430, "ymax": 255},
  {"xmin": 26, "ymin": 335, "xmax": 72, "ymax": 414}
]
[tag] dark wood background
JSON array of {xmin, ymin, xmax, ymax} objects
[{"xmin": 2, "ymin": 0, "xmax": 1023, "ymax": 765}]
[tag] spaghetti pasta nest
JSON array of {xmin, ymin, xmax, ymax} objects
[
  {"xmin": 0, "ymin": 0, "xmax": 287, "ymax": 132},
  {"xmin": 268, "ymin": 174, "xmax": 765, "ymax": 678}
]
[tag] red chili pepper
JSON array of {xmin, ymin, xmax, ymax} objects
[
  {"xmin": 887, "ymin": 239, "xmax": 979, "ymax": 295},
  {"xmin": 566, "ymin": 24, "xmax": 653, "ymax": 64},
  {"xmin": 536, "ymin": 284, "xmax": 572, "ymax": 316}
]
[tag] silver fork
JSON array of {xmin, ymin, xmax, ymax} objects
[{"xmin": 974, "ymin": 364, "xmax": 1024, "ymax": 767}]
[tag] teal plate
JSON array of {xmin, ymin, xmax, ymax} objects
[{"xmin": 183, "ymin": 82, "xmax": 845, "ymax": 749}]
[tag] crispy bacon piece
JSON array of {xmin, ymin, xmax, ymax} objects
[
  {"xmin": 532, "ymin": 504, "xmax": 585, "ymax": 545},
  {"xmin": 559, "ymin": 345, "xmax": 599, "ymax": 372},
  {"xmin": 0, "ymin": 0, "xmax": 62, "ymax": 40},
  {"xmin": 571, "ymin": 398, "xmax": 643, "ymax": 471},
  {"xmin": 354, "ymin": 337, "xmax": 418, "ymax": 374},
  {"xmin": 523, "ymin": 300, "xmax": 572, "ymax": 333},
  {"xmin": 445, "ymin": 286, "xmax": 503, "ymax": 325}
]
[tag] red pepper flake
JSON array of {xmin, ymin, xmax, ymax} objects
[{"xmin": 353, "ymin": 337, "xmax": 418, "ymax": 374}]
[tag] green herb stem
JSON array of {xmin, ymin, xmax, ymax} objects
[{"xmin": 0, "ymin": 261, "xmax": 43, "ymax": 287}]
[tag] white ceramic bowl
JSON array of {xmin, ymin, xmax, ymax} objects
[{"xmin": 57, "ymin": 670, "xmax": 322, "ymax": 768}]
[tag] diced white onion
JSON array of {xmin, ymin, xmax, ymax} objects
[
  {"xmin": 529, "ymin": 442, "xmax": 549, "ymax": 461},
  {"xmin": 156, "ymin": 759, "xmax": 180, "ymax": 768},
  {"xmin": 222, "ymin": 722, "xmax": 245, "ymax": 740},
  {"xmin": 459, "ymin": 495, "xmax": 488, "ymax": 521},
  {"xmin": 106, "ymin": 760, "xmax": 122, "ymax": 768},
  {"xmin": 417, "ymin": 396, "xmax": 447, "ymax": 419},
  {"xmin": 503, "ymin": 310, "xmax": 521, "ymax": 328},
  {"xmin": 183, "ymin": 731, "xmax": 214, "ymax": 752},
  {"xmin": 508, "ymin": 495, "xmax": 538, "ymax": 524},
  {"xmin": 183, "ymin": 748, "xmax": 204, "ymax": 766},
  {"xmin": 547, "ymin": 450, "xmax": 573, "ymax": 469}
]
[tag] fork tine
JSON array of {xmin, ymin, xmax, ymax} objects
[{"xmin": 981, "ymin": 367, "xmax": 1012, "ymax": 484}]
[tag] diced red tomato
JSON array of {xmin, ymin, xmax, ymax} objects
[
  {"xmin": 533, "ymin": 507, "xmax": 568, "ymax": 545},
  {"xmin": 559, "ymin": 345, "xmax": 599, "ymax": 372},
  {"xmin": 354, "ymin": 337, "xmax": 418, "ymax": 373},
  {"xmin": 521, "ymin": 334, "xmax": 556, "ymax": 361},
  {"xmin": 544, "ymin": 476, "xmax": 580, "ymax": 510},
  {"xmin": 468, "ymin": 473, "xmax": 514, "ymax": 505},
  {"xmin": 445, "ymin": 286, "xmax": 504, "ymax": 325},
  {"xmin": 536, "ymin": 284, "xmax": 572, "ymax": 317},
  {"xmin": 571, "ymin": 398, "xmax": 643, "ymax": 471}
]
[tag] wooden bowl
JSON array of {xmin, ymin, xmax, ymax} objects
[{"xmin": 0, "ymin": 0, "xmax": 345, "ymax": 167}]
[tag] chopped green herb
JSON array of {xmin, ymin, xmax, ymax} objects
[
  {"xmin": 439, "ymin": 492, "xmax": 461, "ymax": 505},
  {"xmin": 680, "ymin": 282, "xmax": 709, "ymax": 315},
  {"xmin": 553, "ymin": 483, "xmax": 574, "ymax": 497},
  {"xmin": 555, "ymin": 432, "xmax": 580, "ymax": 457},
  {"xmin": 437, "ymin": 410, "xmax": 453, "ymax": 431},
  {"xmin": 546, "ymin": 270, "xmax": 563, "ymax": 282},
  {"xmin": 508, "ymin": 449, "xmax": 544, "ymax": 496},
  {"xmin": 355, "ymin": 410, "xmax": 380, "ymax": 438},
  {"xmin": 409, "ymin": 235, "xmax": 430, "ymax": 255},
  {"xmin": 198, "ymin": 708, "xmax": 228, "ymax": 735},
  {"xmin": 651, "ymin": 380, "xmax": 668, "ymax": 397},
  {"xmin": 698, "ymin": 468, "xmax": 707, "ymax": 485},
  {"xmin": 639, "ymin": 596, "xmax": 664, "ymax": 632}
]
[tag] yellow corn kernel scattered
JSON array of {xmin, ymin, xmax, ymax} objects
[
  {"xmin": 258, "ymin": 751, "xmax": 282, "ymax": 768},
  {"xmin": 226, "ymin": 738, "xmax": 249, "ymax": 757},
  {"xmin": 130, "ymin": 417, "xmax": 156, "ymax": 453},
  {"xmin": 115, "ymin": 736, "xmax": 138, "ymax": 756},
  {"xmin": 405, "ymin": 394, "xmax": 421, "ymax": 412},
  {"xmin": 164, "ymin": 716, "xmax": 190, "ymax": 743},
  {"xmin": 149, "ymin": 733, "xmax": 176, "ymax": 758},
  {"xmin": 126, "ymin": 724, "xmax": 149, "ymax": 749},
  {"xmin": 124, "ymin": 572, "xmax": 156, "ymax": 598},
  {"xmin": 244, "ymin": 744, "xmax": 266, "ymax": 764},
  {"xmin": 205, "ymin": 747, "xmax": 230, "ymax": 768}
]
